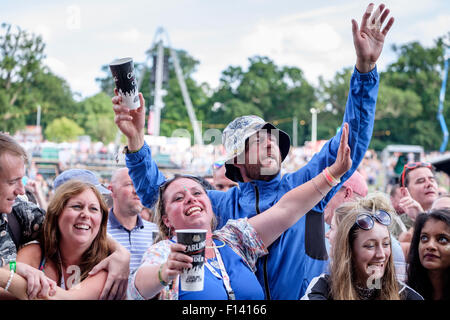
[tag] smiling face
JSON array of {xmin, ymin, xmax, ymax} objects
[
  {"xmin": 58, "ymin": 188, "xmax": 103, "ymax": 249},
  {"xmin": 352, "ymin": 222, "xmax": 391, "ymax": 286},
  {"xmin": 0, "ymin": 152, "xmax": 25, "ymax": 214},
  {"xmin": 418, "ymin": 218, "xmax": 450, "ymax": 271},
  {"xmin": 161, "ymin": 178, "xmax": 214, "ymax": 234}
]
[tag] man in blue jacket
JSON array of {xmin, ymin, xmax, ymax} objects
[{"xmin": 112, "ymin": 3, "xmax": 394, "ymax": 299}]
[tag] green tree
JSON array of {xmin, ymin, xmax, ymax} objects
[
  {"xmin": 75, "ymin": 92, "xmax": 117, "ymax": 143},
  {"xmin": 45, "ymin": 117, "xmax": 84, "ymax": 142},
  {"xmin": 206, "ymin": 56, "xmax": 317, "ymax": 145},
  {"xmin": 382, "ymin": 35, "xmax": 450, "ymax": 151},
  {"xmin": 96, "ymin": 48, "xmax": 208, "ymax": 142},
  {"xmin": 0, "ymin": 23, "xmax": 46, "ymax": 133}
]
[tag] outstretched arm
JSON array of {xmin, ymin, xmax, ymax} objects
[
  {"xmin": 288, "ymin": 4, "xmax": 394, "ymax": 212},
  {"xmin": 112, "ymin": 92, "xmax": 167, "ymax": 208},
  {"xmin": 250, "ymin": 123, "xmax": 352, "ymax": 247},
  {"xmin": 0, "ymin": 266, "xmax": 108, "ymax": 300}
]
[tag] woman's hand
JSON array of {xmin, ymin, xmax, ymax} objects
[
  {"xmin": 15, "ymin": 262, "xmax": 57, "ymax": 299},
  {"xmin": 89, "ymin": 249, "xmax": 130, "ymax": 300},
  {"xmin": 160, "ymin": 243, "xmax": 193, "ymax": 284}
]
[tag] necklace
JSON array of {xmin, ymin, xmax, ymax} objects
[{"xmin": 355, "ymin": 284, "xmax": 378, "ymax": 300}]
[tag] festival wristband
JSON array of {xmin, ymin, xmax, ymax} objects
[
  {"xmin": 9, "ymin": 261, "xmax": 16, "ymax": 273},
  {"xmin": 158, "ymin": 263, "xmax": 170, "ymax": 287}
]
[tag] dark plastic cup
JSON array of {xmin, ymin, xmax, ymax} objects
[
  {"xmin": 109, "ymin": 57, "xmax": 140, "ymax": 109},
  {"xmin": 176, "ymin": 229, "xmax": 207, "ymax": 291}
]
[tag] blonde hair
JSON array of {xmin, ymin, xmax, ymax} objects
[{"xmin": 330, "ymin": 192, "xmax": 400, "ymax": 300}]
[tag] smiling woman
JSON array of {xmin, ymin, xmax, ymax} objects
[
  {"xmin": 302, "ymin": 193, "xmax": 423, "ymax": 300},
  {"xmin": 127, "ymin": 122, "xmax": 353, "ymax": 300},
  {"xmin": 0, "ymin": 180, "xmax": 113, "ymax": 300}
]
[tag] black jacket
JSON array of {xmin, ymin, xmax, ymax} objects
[{"xmin": 301, "ymin": 273, "xmax": 423, "ymax": 300}]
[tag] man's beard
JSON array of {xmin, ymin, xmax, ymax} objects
[{"xmin": 243, "ymin": 162, "xmax": 280, "ymax": 181}]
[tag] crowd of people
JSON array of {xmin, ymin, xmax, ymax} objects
[{"xmin": 1, "ymin": 3, "xmax": 449, "ymax": 301}]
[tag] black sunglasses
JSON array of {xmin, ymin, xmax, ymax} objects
[{"xmin": 354, "ymin": 210, "xmax": 392, "ymax": 230}]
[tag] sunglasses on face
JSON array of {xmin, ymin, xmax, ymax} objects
[
  {"xmin": 354, "ymin": 210, "xmax": 392, "ymax": 230},
  {"xmin": 401, "ymin": 162, "xmax": 432, "ymax": 187}
]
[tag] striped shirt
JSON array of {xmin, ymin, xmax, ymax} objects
[{"xmin": 107, "ymin": 208, "xmax": 158, "ymax": 272}]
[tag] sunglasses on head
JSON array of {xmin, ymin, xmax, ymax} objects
[
  {"xmin": 401, "ymin": 162, "xmax": 432, "ymax": 187},
  {"xmin": 213, "ymin": 160, "xmax": 225, "ymax": 169},
  {"xmin": 354, "ymin": 210, "xmax": 392, "ymax": 230}
]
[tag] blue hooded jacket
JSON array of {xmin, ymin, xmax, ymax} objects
[{"xmin": 125, "ymin": 66, "xmax": 379, "ymax": 299}]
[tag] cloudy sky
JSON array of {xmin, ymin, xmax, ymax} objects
[{"xmin": 3, "ymin": 0, "xmax": 450, "ymax": 99}]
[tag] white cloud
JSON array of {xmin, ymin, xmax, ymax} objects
[
  {"xmin": 117, "ymin": 28, "xmax": 142, "ymax": 43},
  {"xmin": 44, "ymin": 56, "xmax": 67, "ymax": 75}
]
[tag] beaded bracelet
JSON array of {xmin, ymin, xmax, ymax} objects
[
  {"xmin": 158, "ymin": 263, "xmax": 170, "ymax": 287},
  {"xmin": 4, "ymin": 270, "xmax": 14, "ymax": 292}
]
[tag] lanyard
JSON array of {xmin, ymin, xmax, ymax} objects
[{"xmin": 204, "ymin": 240, "xmax": 236, "ymax": 300}]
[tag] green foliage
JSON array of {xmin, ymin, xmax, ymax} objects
[
  {"xmin": 206, "ymin": 56, "xmax": 317, "ymax": 145},
  {"xmin": 2, "ymin": 21, "xmax": 450, "ymax": 154},
  {"xmin": 75, "ymin": 92, "xmax": 117, "ymax": 143},
  {"xmin": 44, "ymin": 117, "xmax": 84, "ymax": 142},
  {"xmin": 0, "ymin": 23, "xmax": 46, "ymax": 133}
]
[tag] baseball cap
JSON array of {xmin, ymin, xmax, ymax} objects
[
  {"xmin": 53, "ymin": 169, "xmax": 111, "ymax": 195},
  {"xmin": 222, "ymin": 115, "xmax": 290, "ymax": 182}
]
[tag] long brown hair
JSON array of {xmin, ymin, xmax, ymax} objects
[
  {"xmin": 330, "ymin": 192, "xmax": 400, "ymax": 300},
  {"xmin": 41, "ymin": 180, "xmax": 110, "ymax": 282}
]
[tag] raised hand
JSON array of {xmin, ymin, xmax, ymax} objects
[
  {"xmin": 399, "ymin": 187, "xmax": 424, "ymax": 221},
  {"xmin": 352, "ymin": 3, "xmax": 394, "ymax": 73},
  {"xmin": 161, "ymin": 243, "xmax": 193, "ymax": 284},
  {"xmin": 112, "ymin": 90, "xmax": 146, "ymax": 151},
  {"xmin": 328, "ymin": 123, "xmax": 352, "ymax": 180}
]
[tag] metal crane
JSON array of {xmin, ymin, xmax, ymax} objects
[{"xmin": 143, "ymin": 27, "xmax": 203, "ymax": 146}]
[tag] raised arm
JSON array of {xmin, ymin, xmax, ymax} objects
[
  {"xmin": 287, "ymin": 3, "xmax": 394, "ymax": 211},
  {"xmin": 112, "ymin": 92, "xmax": 166, "ymax": 208},
  {"xmin": 250, "ymin": 123, "xmax": 352, "ymax": 248}
]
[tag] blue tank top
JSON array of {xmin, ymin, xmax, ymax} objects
[{"xmin": 179, "ymin": 239, "xmax": 264, "ymax": 300}]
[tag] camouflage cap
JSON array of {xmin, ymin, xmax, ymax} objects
[{"xmin": 222, "ymin": 115, "xmax": 291, "ymax": 182}]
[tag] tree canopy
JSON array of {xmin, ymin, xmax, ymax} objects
[{"xmin": 2, "ymin": 22, "xmax": 449, "ymax": 152}]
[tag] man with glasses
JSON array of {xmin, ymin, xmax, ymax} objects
[{"xmin": 112, "ymin": 3, "xmax": 394, "ymax": 299}]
